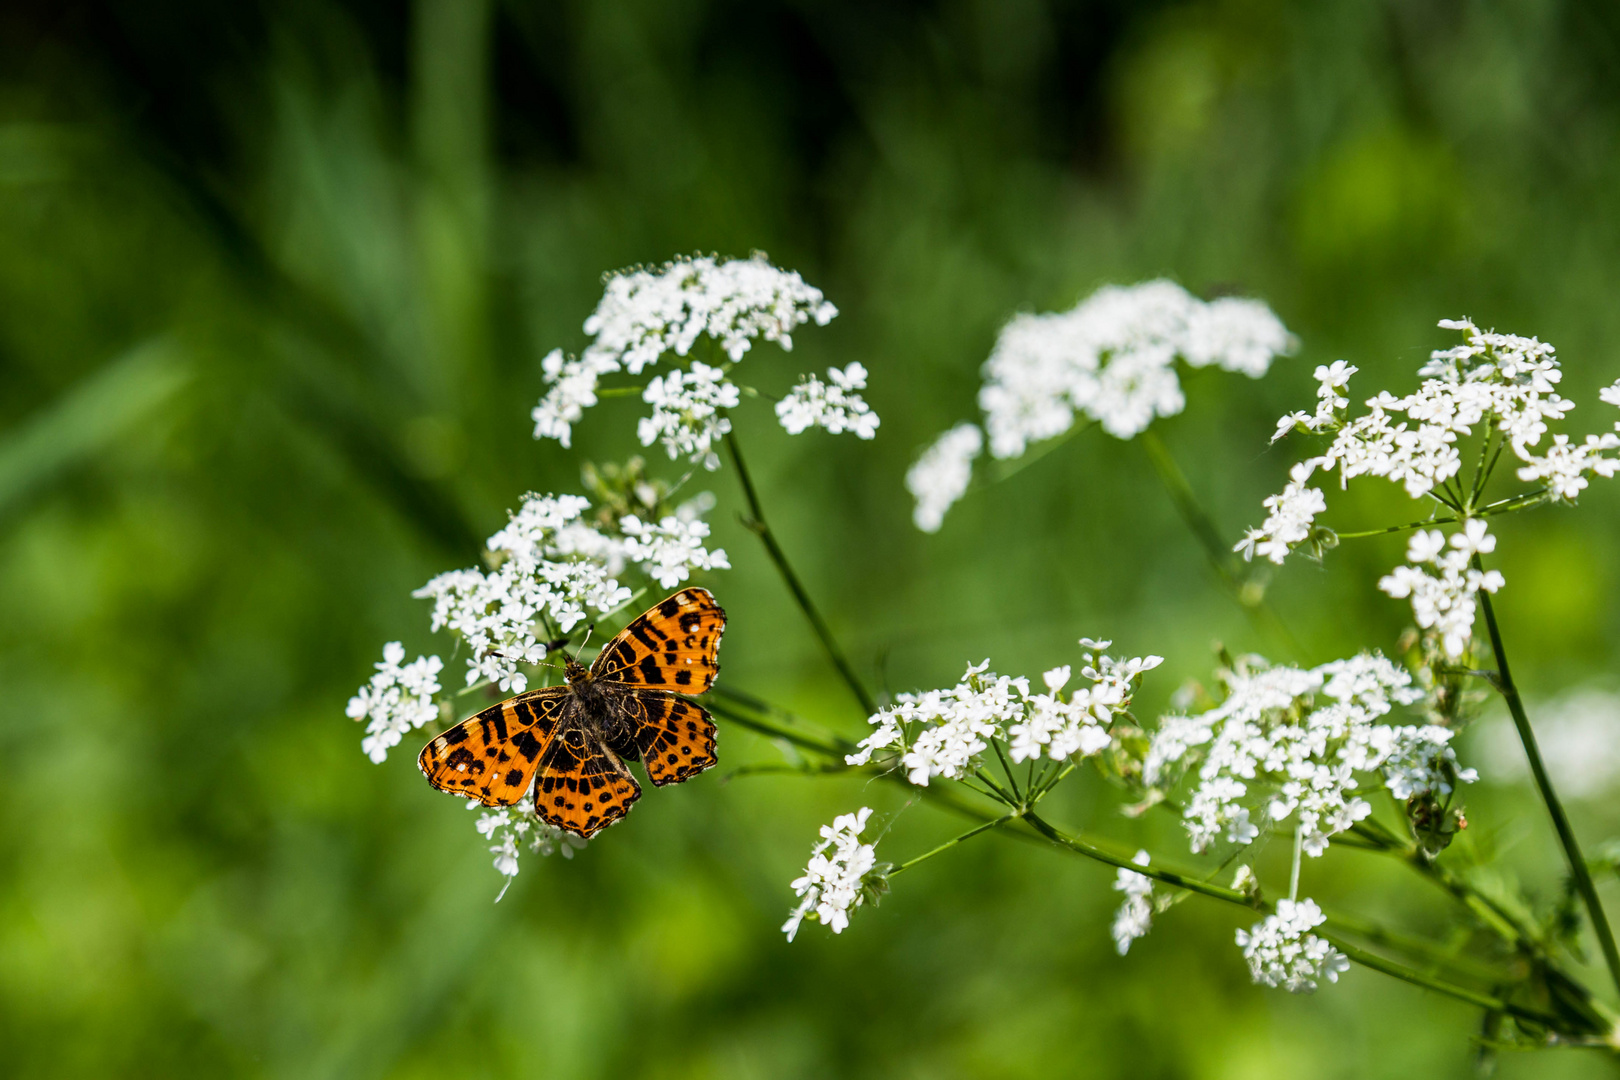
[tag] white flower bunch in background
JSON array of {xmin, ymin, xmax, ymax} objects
[
  {"xmin": 845, "ymin": 641, "xmax": 1160, "ymax": 785},
  {"xmin": 412, "ymin": 491, "xmax": 727, "ymax": 694},
  {"xmin": 346, "ymin": 643, "xmax": 444, "ymax": 764},
  {"xmin": 1242, "ymin": 319, "xmax": 1620, "ymax": 655},
  {"xmin": 783, "ymin": 807, "xmax": 886, "ymax": 940},
  {"xmin": 908, "ymin": 280, "xmax": 1294, "ymax": 530},
  {"xmin": 775, "ymin": 362, "xmax": 880, "ymax": 439},
  {"xmin": 1480, "ymin": 686, "xmax": 1620, "ymax": 800},
  {"xmin": 1235, "ymin": 899, "xmax": 1349, "ymax": 993},
  {"xmin": 531, "ymin": 253, "xmax": 868, "ymax": 470},
  {"xmin": 1145, "ymin": 653, "xmax": 1472, "ymax": 857},
  {"xmin": 906, "ymin": 423, "xmax": 982, "ymax": 533}
]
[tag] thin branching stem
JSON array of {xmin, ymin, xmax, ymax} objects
[
  {"xmin": 1476, "ymin": 574, "xmax": 1620, "ymax": 999},
  {"xmin": 723, "ymin": 427, "xmax": 878, "ymax": 718},
  {"xmin": 890, "ymin": 813, "xmax": 1022, "ymax": 876}
]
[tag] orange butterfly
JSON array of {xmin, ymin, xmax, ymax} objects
[{"xmin": 418, "ymin": 587, "xmax": 724, "ymax": 838}]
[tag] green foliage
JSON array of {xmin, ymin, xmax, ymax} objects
[{"xmin": 5, "ymin": 1, "xmax": 1620, "ymax": 1076}]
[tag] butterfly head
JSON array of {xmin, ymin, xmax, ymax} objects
[{"xmin": 563, "ymin": 655, "xmax": 590, "ymax": 683}]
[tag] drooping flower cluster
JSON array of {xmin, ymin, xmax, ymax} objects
[
  {"xmin": 1111, "ymin": 850, "xmax": 1157, "ymax": 955},
  {"xmin": 531, "ymin": 254, "xmax": 844, "ymax": 468},
  {"xmin": 1234, "ymin": 898, "xmax": 1349, "ymax": 993},
  {"xmin": 1376, "ymin": 521, "xmax": 1504, "ymax": 658},
  {"xmin": 910, "ymin": 281, "xmax": 1293, "ymax": 530},
  {"xmin": 346, "ymin": 642, "xmax": 444, "ymax": 763},
  {"xmin": 906, "ymin": 423, "xmax": 982, "ymax": 533},
  {"xmin": 476, "ymin": 805, "xmax": 587, "ymax": 898},
  {"xmin": 847, "ymin": 642, "xmax": 1161, "ymax": 784},
  {"xmin": 1146, "ymin": 653, "xmax": 1474, "ymax": 857},
  {"xmin": 783, "ymin": 807, "xmax": 885, "ymax": 941},
  {"xmin": 775, "ymin": 362, "xmax": 880, "ymax": 439},
  {"xmin": 412, "ymin": 492, "xmax": 726, "ymax": 693}
]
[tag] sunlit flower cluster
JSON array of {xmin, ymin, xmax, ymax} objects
[
  {"xmin": 910, "ymin": 281, "xmax": 1293, "ymax": 530},
  {"xmin": 1244, "ymin": 320, "xmax": 1620, "ymax": 655},
  {"xmin": 783, "ymin": 807, "xmax": 884, "ymax": 941},
  {"xmin": 775, "ymin": 362, "xmax": 880, "ymax": 439},
  {"xmin": 1235, "ymin": 898, "xmax": 1349, "ymax": 993},
  {"xmin": 532, "ymin": 254, "xmax": 842, "ymax": 464},
  {"xmin": 413, "ymin": 492, "xmax": 725, "ymax": 693},
  {"xmin": 1146, "ymin": 654, "xmax": 1473, "ymax": 857},
  {"xmin": 906, "ymin": 423, "xmax": 982, "ymax": 533},
  {"xmin": 346, "ymin": 642, "xmax": 444, "ymax": 763},
  {"xmin": 847, "ymin": 642, "xmax": 1160, "ymax": 784}
]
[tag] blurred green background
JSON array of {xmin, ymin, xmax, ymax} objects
[{"xmin": 6, "ymin": 0, "xmax": 1620, "ymax": 1075}]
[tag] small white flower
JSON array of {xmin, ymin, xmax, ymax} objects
[
  {"xmin": 906, "ymin": 423, "xmax": 983, "ymax": 533},
  {"xmin": 783, "ymin": 807, "xmax": 882, "ymax": 940},
  {"xmin": 776, "ymin": 362, "xmax": 881, "ymax": 439},
  {"xmin": 619, "ymin": 513, "xmax": 730, "ymax": 588},
  {"xmin": 1234, "ymin": 898, "xmax": 1349, "ymax": 992},
  {"xmin": 348, "ymin": 644, "xmax": 444, "ymax": 763}
]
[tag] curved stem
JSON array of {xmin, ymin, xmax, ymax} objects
[
  {"xmin": 723, "ymin": 427, "xmax": 878, "ymax": 718},
  {"xmin": 890, "ymin": 813, "xmax": 1022, "ymax": 876},
  {"xmin": 1139, "ymin": 428, "xmax": 1305, "ymax": 660},
  {"xmin": 1476, "ymin": 575, "xmax": 1620, "ymax": 999}
]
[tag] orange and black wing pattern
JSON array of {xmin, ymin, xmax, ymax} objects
[
  {"xmin": 418, "ymin": 688, "xmax": 569, "ymax": 806},
  {"xmin": 590, "ymin": 587, "xmax": 725, "ymax": 694},
  {"xmin": 534, "ymin": 728, "xmax": 642, "ymax": 837},
  {"xmin": 620, "ymin": 691, "xmax": 718, "ymax": 787}
]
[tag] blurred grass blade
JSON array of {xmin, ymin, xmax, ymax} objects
[{"xmin": 0, "ymin": 338, "xmax": 188, "ymax": 519}]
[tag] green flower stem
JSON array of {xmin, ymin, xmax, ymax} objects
[
  {"xmin": 723, "ymin": 428, "xmax": 878, "ymax": 719},
  {"xmin": 1138, "ymin": 428, "xmax": 1304, "ymax": 660},
  {"xmin": 1476, "ymin": 576, "xmax": 1620, "ymax": 1000},
  {"xmin": 889, "ymin": 813, "xmax": 1023, "ymax": 877}
]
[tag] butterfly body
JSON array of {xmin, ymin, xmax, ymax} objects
[{"xmin": 418, "ymin": 588, "xmax": 725, "ymax": 838}]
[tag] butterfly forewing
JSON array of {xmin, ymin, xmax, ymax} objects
[
  {"xmin": 622, "ymin": 690, "xmax": 718, "ymax": 786},
  {"xmin": 534, "ymin": 728, "xmax": 642, "ymax": 837},
  {"xmin": 591, "ymin": 587, "xmax": 724, "ymax": 693},
  {"xmin": 418, "ymin": 688, "xmax": 569, "ymax": 805}
]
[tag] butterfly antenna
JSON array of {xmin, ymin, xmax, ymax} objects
[{"xmin": 574, "ymin": 624, "xmax": 595, "ymax": 662}]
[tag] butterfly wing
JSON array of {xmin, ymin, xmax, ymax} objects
[
  {"xmin": 590, "ymin": 587, "xmax": 725, "ymax": 694},
  {"xmin": 618, "ymin": 690, "xmax": 718, "ymax": 787},
  {"xmin": 417, "ymin": 688, "xmax": 570, "ymax": 805},
  {"xmin": 534, "ymin": 726, "xmax": 642, "ymax": 838}
]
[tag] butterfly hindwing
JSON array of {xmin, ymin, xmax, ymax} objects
[
  {"xmin": 591, "ymin": 587, "xmax": 724, "ymax": 694},
  {"xmin": 418, "ymin": 688, "xmax": 569, "ymax": 805},
  {"xmin": 534, "ymin": 725, "xmax": 642, "ymax": 837},
  {"xmin": 621, "ymin": 690, "xmax": 718, "ymax": 787}
]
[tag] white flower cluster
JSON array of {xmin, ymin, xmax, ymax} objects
[
  {"xmin": 910, "ymin": 281, "xmax": 1292, "ymax": 531},
  {"xmin": 847, "ymin": 643, "xmax": 1160, "ymax": 784},
  {"xmin": 783, "ymin": 807, "xmax": 881, "ymax": 941},
  {"xmin": 1111, "ymin": 850, "xmax": 1156, "ymax": 955},
  {"xmin": 346, "ymin": 642, "xmax": 444, "ymax": 763},
  {"xmin": 1246, "ymin": 321, "xmax": 1620, "ymax": 567},
  {"xmin": 1234, "ymin": 898, "xmax": 1349, "ymax": 993},
  {"xmin": 906, "ymin": 423, "xmax": 982, "ymax": 533},
  {"xmin": 413, "ymin": 492, "xmax": 726, "ymax": 692},
  {"xmin": 476, "ymin": 805, "xmax": 586, "ymax": 897},
  {"xmin": 775, "ymin": 362, "xmax": 880, "ymax": 439},
  {"xmin": 532, "ymin": 254, "xmax": 840, "ymax": 464},
  {"xmin": 1376, "ymin": 521, "xmax": 1504, "ymax": 657},
  {"xmin": 638, "ymin": 361, "xmax": 740, "ymax": 470},
  {"xmin": 977, "ymin": 281, "xmax": 1294, "ymax": 458},
  {"xmin": 1146, "ymin": 654, "xmax": 1473, "ymax": 857}
]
